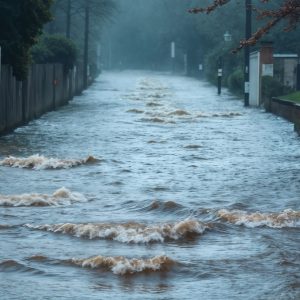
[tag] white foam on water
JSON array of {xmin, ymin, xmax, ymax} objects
[
  {"xmin": 0, "ymin": 154, "xmax": 98, "ymax": 170},
  {"xmin": 126, "ymin": 109, "xmax": 144, "ymax": 114},
  {"xmin": 0, "ymin": 188, "xmax": 87, "ymax": 207},
  {"xmin": 70, "ymin": 254, "xmax": 175, "ymax": 275},
  {"xmin": 196, "ymin": 112, "xmax": 243, "ymax": 118},
  {"xmin": 25, "ymin": 219, "xmax": 207, "ymax": 243},
  {"xmin": 217, "ymin": 209, "xmax": 300, "ymax": 228},
  {"xmin": 168, "ymin": 109, "xmax": 191, "ymax": 116}
]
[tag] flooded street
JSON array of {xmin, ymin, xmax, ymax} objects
[{"xmin": 0, "ymin": 71, "xmax": 299, "ymax": 299}]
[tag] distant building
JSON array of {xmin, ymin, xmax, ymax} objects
[
  {"xmin": 249, "ymin": 45, "xmax": 300, "ymax": 106},
  {"xmin": 273, "ymin": 54, "xmax": 299, "ymax": 90}
]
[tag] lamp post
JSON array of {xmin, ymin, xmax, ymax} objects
[
  {"xmin": 217, "ymin": 31, "xmax": 232, "ymax": 95},
  {"xmin": 244, "ymin": 0, "xmax": 252, "ymax": 106},
  {"xmin": 217, "ymin": 56, "xmax": 223, "ymax": 95},
  {"xmin": 224, "ymin": 31, "xmax": 232, "ymax": 42}
]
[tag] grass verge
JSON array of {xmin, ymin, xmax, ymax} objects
[{"xmin": 281, "ymin": 91, "xmax": 300, "ymax": 103}]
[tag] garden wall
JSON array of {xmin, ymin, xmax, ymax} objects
[{"xmin": 265, "ymin": 97, "xmax": 300, "ymax": 135}]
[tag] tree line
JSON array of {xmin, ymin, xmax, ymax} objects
[
  {"xmin": 0, "ymin": 0, "xmax": 115, "ymax": 85},
  {"xmin": 0, "ymin": 0, "xmax": 299, "ymax": 88}
]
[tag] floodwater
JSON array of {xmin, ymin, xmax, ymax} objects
[{"xmin": 0, "ymin": 71, "xmax": 299, "ymax": 300}]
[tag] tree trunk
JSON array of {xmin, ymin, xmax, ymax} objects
[
  {"xmin": 83, "ymin": 0, "xmax": 90, "ymax": 89},
  {"xmin": 66, "ymin": 0, "xmax": 71, "ymax": 39}
]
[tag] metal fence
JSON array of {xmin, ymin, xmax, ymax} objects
[{"xmin": 0, "ymin": 63, "xmax": 85, "ymax": 134}]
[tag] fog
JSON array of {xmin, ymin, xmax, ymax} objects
[
  {"xmin": 101, "ymin": 0, "xmax": 300, "ymax": 78},
  {"xmin": 102, "ymin": 0, "xmax": 207, "ymax": 73}
]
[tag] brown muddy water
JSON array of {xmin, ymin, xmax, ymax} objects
[{"xmin": 0, "ymin": 71, "xmax": 299, "ymax": 300}]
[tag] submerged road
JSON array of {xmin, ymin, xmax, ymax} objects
[{"xmin": 0, "ymin": 71, "xmax": 299, "ymax": 300}]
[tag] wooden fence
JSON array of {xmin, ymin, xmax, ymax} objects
[{"xmin": 0, "ymin": 63, "xmax": 85, "ymax": 134}]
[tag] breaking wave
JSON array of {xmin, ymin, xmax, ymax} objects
[
  {"xmin": 197, "ymin": 112, "xmax": 242, "ymax": 118},
  {"xmin": 146, "ymin": 102, "xmax": 163, "ymax": 107},
  {"xmin": 0, "ymin": 154, "xmax": 99, "ymax": 170},
  {"xmin": 126, "ymin": 109, "xmax": 144, "ymax": 114},
  {"xmin": 184, "ymin": 144, "xmax": 202, "ymax": 149},
  {"xmin": 140, "ymin": 117, "xmax": 175, "ymax": 124},
  {"xmin": 141, "ymin": 117, "xmax": 165, "ymax": 123},
  {"xmin": 69, "ymin": 255, "xmax": 175, "ymax": 275},
  {"xmin": 147, "ymin": 140, "xmax": 167, "ymax": 144},
  {"xmin": 25, "ymin": 219, "xmax": 207, "ymax": 243},
  {"xmin": 0, "ymin": 260, "xmax": 27, "ymax": 272},
  {"xmin": 146, "ymin": 93, "xmax": 166, "ymax": 99},
  {"xmin": 0, "ymin": 224, "xmax": 13, "ymax": 230},
  {"xmin": 211, "ymin": 112, "xmax": 243, "ymax": 117},
  {"xmin": 0, "ymin": 259, "xmax": 43, "ymax": 274},
  {"xmin": 217, "ymin": 209, "xmax": 300, "ymax": 228},
  {"xmin": 148, "ymin": 200, "xmax": 183, "ymax": 211},
  {"xmin": 168, "ymin": 109, "xmax": 190, "ymax": 116},
  {"xmin": 0, "ymin": 188, "xmax": 86, "ymax": 207}
]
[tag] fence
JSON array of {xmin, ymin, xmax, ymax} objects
[{"xmin": 0, "ymin": 63, "xmax": 85, "ymax": 134}]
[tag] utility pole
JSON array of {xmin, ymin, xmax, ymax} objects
[
  {"xmin": 66, "ymin": 0, "xmax": 71, "ymax": 39},
  {"xmin": 83, "ymin": 0, "xmax": 90, "ymax": 89},
  {"xmin": 244, "ymin": 0, "xmax": 252, "ymax": 106}
]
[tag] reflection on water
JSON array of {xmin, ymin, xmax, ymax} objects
[{"xmin": 0, "ymin": 71, "xmax": 299, "ymax": 299}]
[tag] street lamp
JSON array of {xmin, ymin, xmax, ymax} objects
[
  {"xmin": 217, "ymin": 31, "xmax": 232, "ymax": 95},
  {"xmin": 224, "ymin": 31, "xmax": 232, "ymax": 42}
]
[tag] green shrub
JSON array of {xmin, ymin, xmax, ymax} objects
[
  {"xmin": 261, "ymin": 76, "xmax": 292, "ymax": 100},
  {"xmin": 31, "ymin": 35, "xmax": 77, "ymax": 71},
  {"xmin": 227, "ymin": 68, "xmax": 243, "ymax": 94},
  {"xmin": 0, "ymin": 0, "xmax": 53, "ymax": 80}
]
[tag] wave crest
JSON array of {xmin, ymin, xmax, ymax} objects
[
  {"xmin": 25, "ymin": 219, "xmax": 207, "ymax": 243},
  {"xmin": 168, "ymin": 110, "xmax": 190, "ymax": 116},
  {"xmin": 197, "ymin": 112, "xmax": 242, "ymax": 118},
  {"xmin": 70, "ymin": 255, "xmax": 174, "ymax": 275},
  {"xmin": 217, "ymin": 209, "xmax": 300, "ymax": 228},
  {"xmin": 0, "ymin": 259, "xmax": 43, "ymax": 274},
  {"xmin": 149, "ymin": 200, "xmax": 182, "ymax": 211},
  {"xmin": 0, "ymin": 187, "xmax": 86, "ymax": 207},
  {"xmin": 0, "ymin": 154, "xmax": 99, "ymax": 170},
  {"xmin": 146, "ymin": 102, "xmax": 163, "ymax": 107},
  {"xmin": 126, "ymin": 109, "xmax": 144, "ymax": 114}
]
